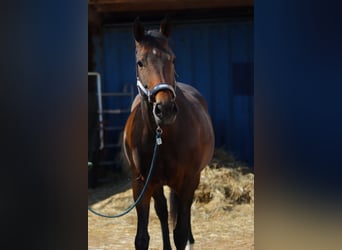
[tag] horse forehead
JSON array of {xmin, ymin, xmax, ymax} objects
[
  {"xmin": 151, "ymin": 47, "xmax": 173, "ymax": 60},
  {"xmin": 137, "ymin": 38, "xmax": 172, "ymax": 55},
  {"xmin": 152, "ymin": 48, "xmax": 158, "ymax": 55},
  {"xmin": 137, "ymin": 45, "xmax": 172, "ymax": 58}
]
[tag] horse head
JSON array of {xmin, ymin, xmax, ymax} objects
[{"xmin": 133, "ymin": 17, "xmax": 178, "ymax": 126}]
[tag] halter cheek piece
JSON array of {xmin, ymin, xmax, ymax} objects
[{"xmin": 137, "ymin": 78, "xmax": 176, "ymax": 103}]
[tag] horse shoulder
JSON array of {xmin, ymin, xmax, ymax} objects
[
  {"xmin": 131, "ymin": 94, "xmax": 141, "ymax": 112},
  {"xmin": 176, "ymin": 82, "xmax": 209, "ymax": 111}
]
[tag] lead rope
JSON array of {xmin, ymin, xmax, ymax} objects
[{"xmin": 88, "ymin": 127, "xmax": 163, "ymax": 218}]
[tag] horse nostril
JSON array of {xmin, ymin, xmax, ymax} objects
[{"xmin": 154, "ymin": 103, "xmax": 163, "ymax": 117}]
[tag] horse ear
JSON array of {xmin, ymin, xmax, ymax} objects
[
  {"xmin": 133, "ymin": 17, "xmax": 145, "ymax": 42},
  {"xmin": 160, "ymin": 16, "xmax": 172, "ymax": 38}
]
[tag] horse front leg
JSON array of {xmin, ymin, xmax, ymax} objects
[
  {"xmin": 133, "ymin": 177, "xmax": 152, "ymax": 250},
  {"xmin": 188, "ymin": 209, "xmax": 195, "ymax": 244},
  {"xmin": 173, "ymin": 195, "xmax": 192, "ymax": 250},
  {"xmin": 188, "ymin": 173, "xmax": 201, "ymax": 246},
  {"xmin": 153, "ymin": 186, "xmax": 172, "ymax": 250}
]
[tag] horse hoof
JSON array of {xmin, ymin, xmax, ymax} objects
[{"xmin": 185, "ymin": 240, "xmax": 194, "ymax": 250}]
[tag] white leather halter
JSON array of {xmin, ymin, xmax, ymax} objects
[{"xmin": 136, "ymin": 78, "xmax": 176, "ymax": 103}]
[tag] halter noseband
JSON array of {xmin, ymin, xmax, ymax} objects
[{"xmin": 137, "ymin": 78, "xmax": 176, "ymax": 103}]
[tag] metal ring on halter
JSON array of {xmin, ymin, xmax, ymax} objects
[{"xmin": 156, "ymin": 126, "xmax": 163, "ymax": 135}]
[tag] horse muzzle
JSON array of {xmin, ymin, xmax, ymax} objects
[
  {"xmin": 136, "ymin": 79, "xmax": 178, "ymax": 125},
  {"xmin": 153, "ymin": 101, "xmax": 178, "ymax": 125}
]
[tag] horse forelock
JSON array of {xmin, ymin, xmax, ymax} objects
[
  {"xmin": 136, "ymin": 30, "xmax": 169, "ymax": 50},
  {"xmin": 146, "ymin": 29, "xmax": 167, "ymax": 40}
]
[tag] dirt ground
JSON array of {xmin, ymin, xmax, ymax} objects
[{"xmin": 88, "ymin": 150, "xmax": 254, "ymax": 250}]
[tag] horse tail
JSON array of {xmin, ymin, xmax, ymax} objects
[{"xmin": 170, "ymin": 189, "xmax": 178, "ymax": 229}]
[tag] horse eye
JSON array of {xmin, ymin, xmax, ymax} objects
[
  {"xmin": 137, "ymin": 60, "xmax": 144, "ymax": 67},
  {"xmin": 172, "ymin": 58, "xmax": 176, "ymax": 64}
]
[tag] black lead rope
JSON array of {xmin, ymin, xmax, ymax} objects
[{"xmin": 88, "ymin": 128, "xmax": 162, "ymax": 218}]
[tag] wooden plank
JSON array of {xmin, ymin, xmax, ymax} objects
[{"xmin": 89, "ymin": 0, "xmax": 253, "ymax": 12}]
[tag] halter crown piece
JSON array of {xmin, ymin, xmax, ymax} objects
[{"xmin": 136, "ymin": 77, "xmax": 176, "ymax": 103}]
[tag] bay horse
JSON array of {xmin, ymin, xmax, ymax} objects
[{"xmin": 123, "ymin": 18, "xmax": 215, "ymax": 250}]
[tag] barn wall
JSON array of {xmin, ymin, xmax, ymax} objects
[{"xmin": 93, "ymin": 19, "xmax": 254, "ymax": 166}]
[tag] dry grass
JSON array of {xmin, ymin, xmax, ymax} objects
[
  {"xmin": 88, "ymin": 149, "xmax": 254, "ymax": 250},
  {"xmin": 194, "ymin": 149, "xmax": 254, "ymax": 211}
]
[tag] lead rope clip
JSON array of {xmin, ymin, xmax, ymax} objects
[{"xmin": 156, "ymin": 126, "xmax": 163, "ymax": 145}]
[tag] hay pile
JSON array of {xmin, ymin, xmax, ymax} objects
[
  {"xmin": 193, "ymin": 149, "xmax": 254, "ymax": 214},
  {"xmin": 89, "ymin": 149, "xmax": 254, "ymax": 214}
]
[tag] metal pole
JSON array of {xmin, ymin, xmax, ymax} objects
[{"xmin": 88, "ymin": 72, "xmax": 104, "ymax": 150}]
